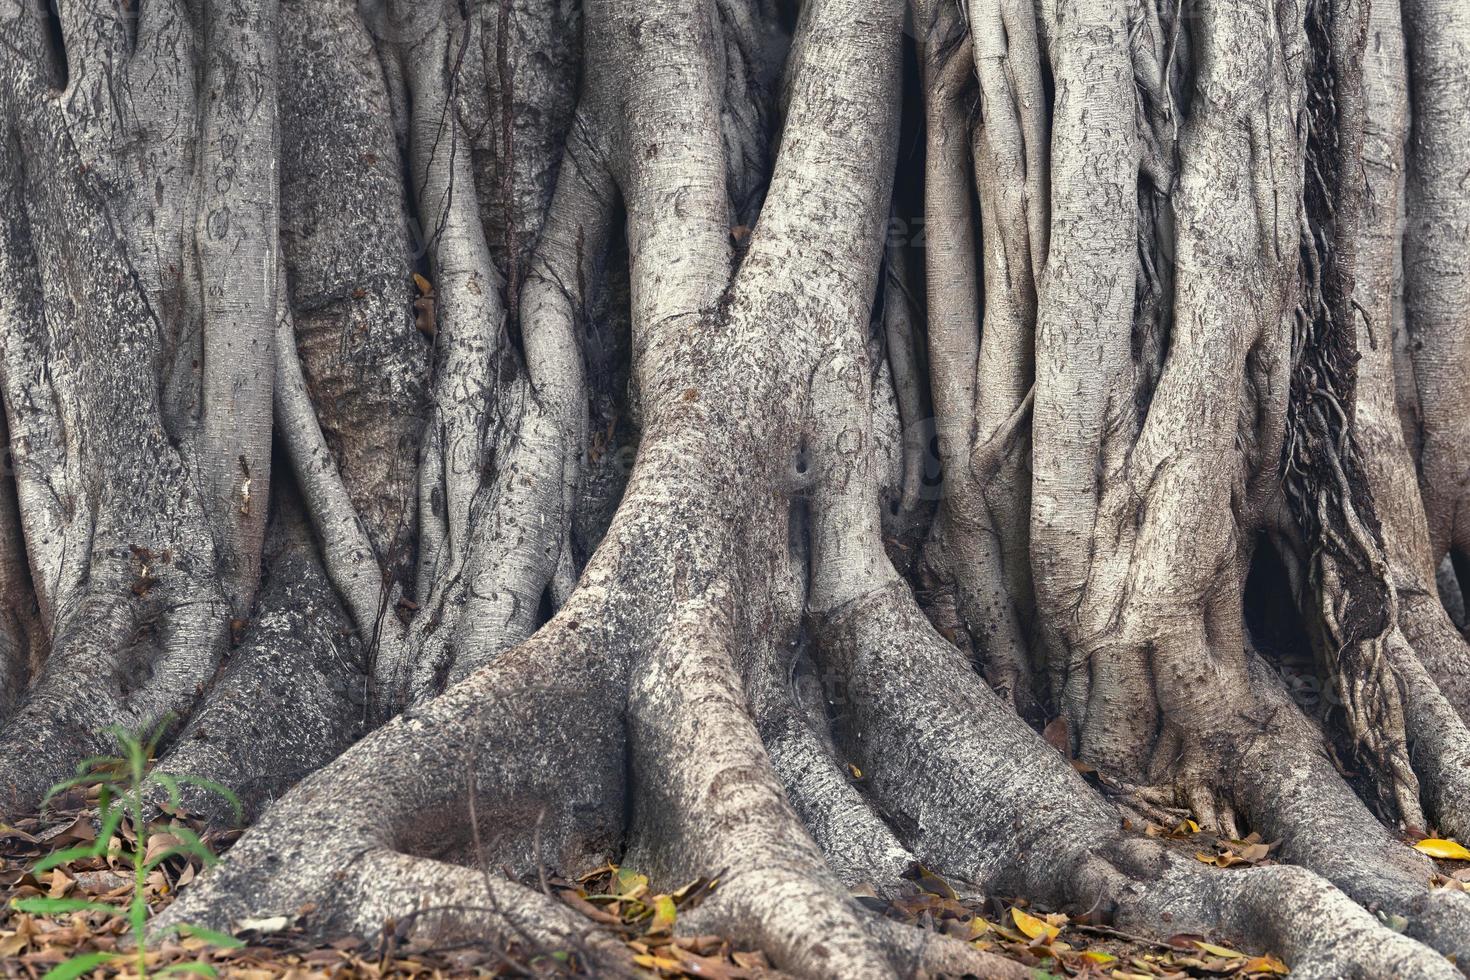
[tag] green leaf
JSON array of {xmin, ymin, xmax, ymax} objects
[
  {"xmin": 33, "ymin": 842, "xmax": 108, "ymax": 874},
  {"xmin": 72, "ymin": 754, "xmax": 127, "ymax": 779},
  {"xmin": 156, "ymin": 963, "xmax": 219, "ymax": 977},
  {"xmin": 40, "ymin": 774, "xmax": 107, "ymax": 808},
  {"xmin": 614, "ymin": 867, "xmax": 649, "ymax": 897},
  {"xmin": 148, "ymin": 826, "xmax": 215, "ymax": 870},
  {"xmin": 649, "ymin": 894, "xmax": 677, "ymax": 933},
  {"xmin": 106, "ymin": 726, "xmax": 148, "ymax": 785},
  {"xmin": 96, "ymin": 787, "xmax": 117, "ymax": 820},
  {"xmin": 109, "ymin": 726, "xmax": 143, "ymax": 759},
  {"xmin": 40, "ymin": 952, "xmax": 121, "ymax": 980},
  {"xmin": 12, "ymin": 897, "xmax": 121, "ymax": 917},
  {"xmin": 176, "ymin": 924, "xmax": 245, "ymax": 949},
  {"xmin": 130, "ymin": 892, "xmax": 147, "ymax": 944},
  {"xmin": 96, "ymin": 804, "xmax": 124, "ymax": 844},
  {"xmin": 144, "ymin": 714, "xmax": 175, "ymax": 758},
  {"xmin": 172, "ymin": 776, "xmax": 243, "ymax": 824},
  {"xmin": 149, "ymin": 772, "xmax": 183, "ymax": 811},
  {"xmin": 144, "ymin": 845, "xmax": 211, "ymax": 872}
]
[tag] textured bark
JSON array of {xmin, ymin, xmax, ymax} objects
[{"xmin": 0, "ymin": 0, "xmax": 1468, "ymax": 976}]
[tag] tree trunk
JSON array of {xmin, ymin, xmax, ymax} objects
[{"xmin": 0, "ymin": 0, "xmax": 1468, "ymax": 975}]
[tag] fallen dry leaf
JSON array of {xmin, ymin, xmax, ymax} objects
[
  {"xmin": 1414, "ymin": 838, "xmax": 1470, "ymax": 861},
  {"xmin": 1011, "ymin": 906, "xmax": 1061, "ymax": 944}
]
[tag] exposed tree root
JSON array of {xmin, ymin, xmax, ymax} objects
[
  {"xmin": 153, "ymin": 492, "xmax": 368, "ymax": 824},
  {"xmin": 0, "ymin": 0, "xmax": 1468, "ymax": 977}
]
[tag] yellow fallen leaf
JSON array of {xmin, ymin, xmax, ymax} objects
[
  {"xmin": 912, "ymin": 865, "xmax": 958, "ymax": 900},
  {"xmin": 1012, "ymin": 907, "xmax": 1060, "ymax": 944},
  {"xmin": 1243, "ymin": 954, "xmax": 1290, "ymax": 974},
  {"xmin": 615, "ymin": 867, "xmax": 649, "ymax": 898},
  {"xmin": 1082, "ymin": 950, "xmax": 1117, "ymax": 964},
  {"xmin": 632, "ymin": 953, "xmax": 683, "ymax": 971},
  {"xmin": 1194, "ymin": 940, "xmax": 1243, "ymax": 958},
  {"xmin": 648, "ymin": 894, "xmax": 676, "ymax": 933},
  {"xmin": 1414, "ymin": 838, "xmax": 1470, "ymax": 861}
]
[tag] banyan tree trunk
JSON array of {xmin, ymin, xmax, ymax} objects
[{"xmin": 0, "ymin": 0, "xmax": 1466, "ymax": 976}]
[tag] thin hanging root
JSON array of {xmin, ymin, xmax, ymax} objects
[
  {"xmin": 1381, "ymin": 632, "xmax": 1470, "ymax": 839},
  {"xmin": 913, "ymin": 0, "xmax": 1045, "ymax": 722},
  {"xmin": 1400, "ymin": 0, "xmax": 1470, "ymax": 568},
  {"xmin": 880, "ymin": 245, "xmax": 924, "ymax": 519},
  {"xmin": 0, "ymin": 137, "xmax": 68, "ymax": 636},
  {"xmin": 274, "ymin": 266, "xmax": 405, "ymax": 655},
  {"xmin": 1274, "ymin": 0, "xmax": 1426, "ymax": 828},
  {"xmin": 968, "ymin": 0, "xmax": 1048, "ymax": 425},
  {"xmin": 0, "ymin": 414, "xmax": 41, "ymax": 723},
  {"xmin": 765, "ymin": 701, "xmax": 918, "ymax": 895},
  {"xmin": 1302, "ymin": 424, "xmax": 1422, "ymax": 826},
  {"xmin": 520, "ymin": 111, "xmax": 619, "ymax": 595},
  {"xmin": 912, "ymin": 0, "xmax": 981, "ymax": 476},
  {"xmin": 194, "ymin": 0, "xmax": 280, "ymax": 618},
  {"xmin": 397, "ymin": 8, "xmax": 509, "ymax": 592},
  {"xmin": 406, "ymin": 380, "xmax": 565, "ymax": 697},
  {"xmin": 1395, "ymin": 590, "xmax": 1470, "ymax": 723}
]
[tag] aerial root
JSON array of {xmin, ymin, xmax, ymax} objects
[
  {"xmin": 1382, "ymin": 631, "xmax": 1470, "ymax": 839},
  {"xmin": 670, "ymin": 863, "xmax": 1030, "ymax": 980},
  {"xmin": 617, "ymin": 603, "xmax": 911, "ymax": 979},
  {"xmin": 1396, "ymin": 587, "xmax": 1470, "ymax": 724},
  {"xmin": 765, "ymin": 708, "xmax": 918, "ymax": 895}
]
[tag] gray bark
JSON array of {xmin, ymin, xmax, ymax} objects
[{"xmin": 0, "ymin": 0, "xmax": 1466, "ymax": 977}]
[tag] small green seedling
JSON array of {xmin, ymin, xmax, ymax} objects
[{"xmin": 10, "ymin": 720, "xmax": 245, "ymax": 979}]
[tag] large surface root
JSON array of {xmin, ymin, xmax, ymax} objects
[
  {"xmin": 154, "ymin": 596, "xmax": 1036, "ymax": 979},
  {"xmin": 810, "ymin": 580, "xmax": 1468, "ymax": 975},
  {"xmin": 166, "ymin": 564, "xmax": 1458, "ymax": 977},
  {"xmin": 0, "ymin": 0, "xmax": 1467, "ymax": 978}
]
